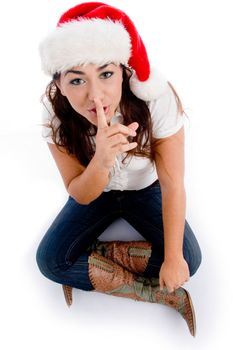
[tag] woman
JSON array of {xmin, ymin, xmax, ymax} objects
[{"xmin": 36, "ymin": 2, "xmax": 202, "ymax": 337}]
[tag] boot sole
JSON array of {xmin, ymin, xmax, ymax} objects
[{"xmin": 184, "ymin": 289, "xmax": 196, "ymax": 337}]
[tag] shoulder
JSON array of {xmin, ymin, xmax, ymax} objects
[
  {"xmin": 147, "ymin": 82, "xmax": 176, "ymax": 116},
  {"xmin": 147, "ymin": 82, "xmax": 185, "ymax": 139},
  {"xmin": 41, "ymin": 95, "xmax": 61, "ymax": 128},
  {"xmin": 41, "ymin": 95, "xmax": 61, "ymax": 144}
]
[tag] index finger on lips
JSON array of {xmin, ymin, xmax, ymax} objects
[{"xmin": 94, "ymin": 98, "xmax": 108, "ymax": 129}]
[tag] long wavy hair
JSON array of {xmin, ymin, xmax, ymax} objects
[{"xmin": 41, "ymin": 64, "xmax": 187, "ymax": 167}]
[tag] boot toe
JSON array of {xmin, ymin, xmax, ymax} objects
[{"xmin": 182, "ymin": 289, "xmax": 196, "ymax": 337}]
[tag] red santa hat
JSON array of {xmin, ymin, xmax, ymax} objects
[{"xmin": 39, "ymin": 2, "xmax": 168, "ymax": 101}]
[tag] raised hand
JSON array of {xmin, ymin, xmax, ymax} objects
[{"xmin": 93, "ymin": 98, "xmax": 139, "ymax": 169}]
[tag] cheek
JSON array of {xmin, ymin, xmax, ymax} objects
[
  {"xmin": 62, "ymin": 88, "xmax": 83, "ymax": 110},
  {"xmin": 110, "ymin": 78, "xmax": 123, "ymax": 100},
  {"xmin": 69, "ymin": 100, "xmax": 78, "ymax": 111},
  {"xmin": 63, "ymin": 95, "xmax": 82, "ymax": 115}
]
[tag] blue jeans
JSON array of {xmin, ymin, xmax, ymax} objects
[{"xmin": 36, "ymin": 180, "xmax": 202, "ymax": 291}]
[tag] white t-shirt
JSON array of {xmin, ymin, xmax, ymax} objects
[{"xmin": 41, "ymin": 83, "xmax": 185, "ymax": 191}]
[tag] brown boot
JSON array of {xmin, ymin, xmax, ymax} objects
[
  {"xmin": 62, "ymin": 284, "xmax": 73, "ymax": 307},
  {"xmin": 88, "ymin": 251, "xmax": 196, "ymax": 337},
  {"xmin": 91, "ymin": 239, "xmax": 152, "ymax": 274},
  {"xmin": 62, "ymin": 240, "xmax": 152, "ymax": 307}
]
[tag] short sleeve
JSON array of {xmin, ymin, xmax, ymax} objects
[
  {"xmin": 148, "ymin": 83, "xmax": 185, "ymax": 139},
  {"xmin": 41, "ymin": 97, "xmax": 61, "ymax": 144}
]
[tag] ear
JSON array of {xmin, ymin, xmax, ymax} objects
[{"xmin": 55, "ymin": 80, "xmax": 66, "ymax": 96}]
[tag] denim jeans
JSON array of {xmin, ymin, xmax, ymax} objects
[{"xmin": 36, "ymin": 180, "xmax": 202, "ymax": 291}]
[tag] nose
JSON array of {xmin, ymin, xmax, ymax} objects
[{"xmin": 87, "ymin": 80, "xmax": 104, "ymax": 102}]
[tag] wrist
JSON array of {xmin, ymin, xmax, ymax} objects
[
  {"xmin": 91, "ymin": 156, "xmax": 112, "ymax": 173},
  {"xmin": 164, "ymin": 252, "xmax": 184, "ymax": 262}
]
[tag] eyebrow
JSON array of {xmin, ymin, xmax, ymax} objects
[{"xmin": 64, "ymin": 63, "xmax": 112, "ymax": 76}]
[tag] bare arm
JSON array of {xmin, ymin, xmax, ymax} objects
[
  {"xmin": 161, "ymin": 186, "xmax": 186, "ymax": 261},
  {"xmin": 47, "ymin": 142, "xmax": 111, "ymax": 205},
  {"xmin": 67, "ymin": 156, "xmax": 110, "ymax": 204},
  {"xmin": 153, "ymin": 126, "xmax": 189, "ymax": 292},
  {"xmin": 153, "ymin": 126, "xmax": 185, "ymax": 259}
]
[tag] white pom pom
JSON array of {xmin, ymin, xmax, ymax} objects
[{"xmin": 129, "ymin": 67, "xmax": 168, "ymax": 101}]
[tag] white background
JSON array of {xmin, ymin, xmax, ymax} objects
[{"xmin": 0, "ymin": 0, "xmax": 232, "ymax": 349}]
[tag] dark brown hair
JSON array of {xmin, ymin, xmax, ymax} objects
[{"xmin": 41, "ymin": 65, "xmax": 186, "ymax": 167}]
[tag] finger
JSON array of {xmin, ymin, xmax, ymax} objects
[
  {"xmin": 175, "ymin": 284, "xmax": 182, "ymax": 290},
  {"xmin": 107, "ymin": 123, "xmax": 137, "ymax": 137},
  {"xmin": 108, "ymin": 134, "xmax": 129, "ymax": 148},
  {"xmin": 159, "ymin": 277, "xmax": 164, "ymax": 291},
  {"xmin": 94, "ymin": 98, "xmax": 108, "ymax": 129},
  {"xmin": 127, "ymin": 122, "xmax": 139, "ymax": 132},
  {"xmin": 114, "ymin": 142, "xmax": 138, "ymax": 154},
  {"xmin": 165, "ymin": 285, "xmax": 174, "ymax": 293}
]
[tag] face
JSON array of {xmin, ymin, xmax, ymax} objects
[{"xmin": 56, "ymin": 63, "xmax": 123, "ymax": 126}]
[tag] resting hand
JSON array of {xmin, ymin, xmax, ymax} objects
[{"xmin": 159, "ymin": 256, "xmax": 190, "ymax": 293}]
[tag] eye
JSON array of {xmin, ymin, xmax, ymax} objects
[
  {"xmin": 70, "ymin": 78, "xmax": 85, "ymax": 85},
  {"xmin": 101, "ymin": 71, "xmax": 114, "ymax": 79}
]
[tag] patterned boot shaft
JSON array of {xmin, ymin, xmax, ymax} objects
[
  {"xmin": 62, "ymin": 239, "xmax": 152, "ymax": 307},
  {"xmin": 88, "ymin": 251, "xmax": 196, "ymax": 337},
  {"xmin": 90, "ymin": 239, "xmax": 152, "ymax": 274}
]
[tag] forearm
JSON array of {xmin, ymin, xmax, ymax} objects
[
  {"xmin": 160, "ymin": 187, "xmax": 186, "ymax": 261},
  {"xmin": 68, "ymin": 156, "xmax": 110, "ymax": 204}
]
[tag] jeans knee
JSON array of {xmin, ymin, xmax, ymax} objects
[
  {"xmin": 188, "ymin": 248, "xmax": 202, "ymax": 277},
  {"xmin": 36, "ymin": 244, "xmax": 61, "ymax": 282},
  {"xmin": 36, "ymin": 245, "xmax": 48, "ymax": 278}
]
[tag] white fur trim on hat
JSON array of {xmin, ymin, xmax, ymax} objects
[
  {"xmin": 129, "ymin": 67, "xmax": 168, "ymax": 100},
  {"xmin": 39, "ymin": 19, "xmax": 132, "ymax": 76}
]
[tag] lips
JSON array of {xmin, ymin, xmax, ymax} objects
[{"xmin": 88, "ymin": 106, "xmax": 109, "ymax": 114}]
